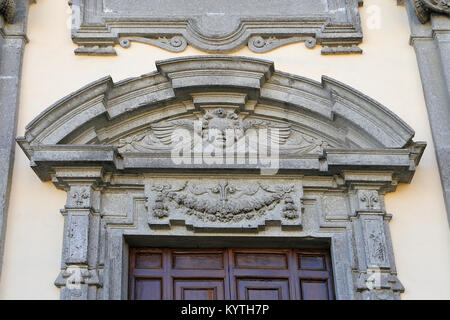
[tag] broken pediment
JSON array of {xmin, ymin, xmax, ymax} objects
[{"xmin": 17, "ymin": 56, "xmax": 425, "ymax": 183}]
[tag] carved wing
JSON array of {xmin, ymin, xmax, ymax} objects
[
  {"xmin": 242, "ymin": 119, "xmax": 291, "ymax": 145},
  {"xmin": 150, "ymin": 119, "xmax": 197, "ymax": 145}
]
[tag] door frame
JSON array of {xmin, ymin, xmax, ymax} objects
[
  {"xmin": 128, "ymin": 246, "xmax": 335, "ymax": 300},
  {"xmin": 123, "ymin": 235, "xmax": 340, "ymax": 300}
]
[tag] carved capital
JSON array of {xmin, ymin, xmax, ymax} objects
[
  {"xmin": 413, "ymin": 0, "xmax": 450, "ymax": 23},
  {"xmin": 357, "ymin": 190, "xmax": 381, "ymax": 211},
  {"xmin": 67, "ymin": 185, "xmax": 93, "ymax": 209}
]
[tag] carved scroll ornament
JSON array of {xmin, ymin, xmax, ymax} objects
[{"xmin": 70, "ymin": 0, "xmax": 364, "ymax": 55}]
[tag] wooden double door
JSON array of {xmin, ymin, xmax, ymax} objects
[{"xmin": 129, "ymin": 248, "xmax": 334, "ymax": 300}]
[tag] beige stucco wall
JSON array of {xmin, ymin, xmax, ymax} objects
[{"xmin": 0, "ymin": 0, "xmax": 449, "ymax": 299}]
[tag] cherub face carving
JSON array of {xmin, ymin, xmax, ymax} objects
[
  {"xmin": 149, "ymin": 108, "xmax": 291, "ymax": 151},
  {"xmin": 202, "ymin": 108, "xmax": 243, "ymax": 148}
]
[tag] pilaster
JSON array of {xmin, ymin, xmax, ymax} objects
[
  {"xmin": 401, "ymin": 0, "xmax": 450, "ymax": 225},
  {"xmin": 343, "ymin": 173, "xmax": 404, "ymax": 299},
  {"xmin": 53, "ymin": 167, "xmax": 104, "ymax": 300},
  {"xmin": 0, "ymin": 0, "xmax": 35, "ymax": 280}
]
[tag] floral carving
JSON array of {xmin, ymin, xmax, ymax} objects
[
  {"xmin": 71, "ymin": 188, "xmax": 90, "ymax": 207},
  {"xmin": 150, "ymin": 180, "xmax": 298, "ymax": 223},
  {"xmin": 358, "ymin": 190, "xmax": 380, "ymax": 210},
  {"xmin": 364, "ymin": 219, "xmax": 389, "ymax": 267},
  {"xmin": 282, "ymin": 196, "xmax": 299, "ymax": 219},
  {"xmin": 369, "ymin": 229, "xmax": 386, "ymax": 264}
]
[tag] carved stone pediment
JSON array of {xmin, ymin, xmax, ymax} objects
[
  {"xmin": 16, "ymin": 56, "xmax": 425, "ymax": 183},
  {"xmin": 146, "ymin": 178, "xmax": 303, "ymax": 231},
  {"xmin": 17, "ymin": 57, "xmax": 425, "ymax": 300}
]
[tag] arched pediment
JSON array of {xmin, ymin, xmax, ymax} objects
[{"xmin": 17, "ymin": 56, "xmax": 425, "ymax": 183}]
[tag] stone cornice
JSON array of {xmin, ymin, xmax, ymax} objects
[
  {"xmin": 16, "ymin": 57, "xmax": 426, "ymax": 189},
  {"xmin": 18, "ymin": 56, "xmax": 416, "ymax": 151},
  {"xmin": 69, "ymin": 0, "xmax": 364, "ymax": 55},
  {"xmin": 19, "ymin": 143, "xmax": 425, "ymax": 189}
]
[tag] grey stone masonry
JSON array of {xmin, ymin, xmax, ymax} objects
[
  {"xmin": 0, "ymin": 0, "xmax": 34, "ymax": 280},
  {"xmin": 69, "ymin": 0, "xmax": 364, "ymax": 55},
  {"xmin": 401, "ymin": 0, "xmax": 450, "ymax": 225},
  {"xmin": 18, "ymin": 57, "xmax": 426, "ymax": 299}
]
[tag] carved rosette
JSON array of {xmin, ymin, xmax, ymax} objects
[{"xmin": 146, "ymin": 179, "xmax": 303, "ymax": 231}]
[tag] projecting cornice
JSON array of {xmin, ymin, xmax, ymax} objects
[
  {"xmin": 17, "ymin": 56, "xmax": 425, "ymax": 185},
  {"xmin": 69, "ymin": 0, "xmax": 364, "ymax": 55}
]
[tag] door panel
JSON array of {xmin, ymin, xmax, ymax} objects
[
  {"xmin": 233, "ymin": 252, "xmax": 289, "ymax": 269},
  {"xmin": 134, "ymin": 278, "xmax": 163, "ymax": 300},
  {"xmin": 237, "ymin": 279, "xmax": 290, "ymax": 300},
  {"xmin": 172, "ymin": 251, "xmax": 224, "ymax": 270},
  {"xmin": 300, "ymin": 280, "xmax": 330, "ymax": 300},
  {"xmin": 174, "ymin": 279, "xmax": 225, "ymax": 300},
  {"xmin": 129, "ymin": 248, "xmax": 334, "ymax": 300},
  {"xmin": 135, "ymin": 252, "xmax": 162, "ymax": 269}
]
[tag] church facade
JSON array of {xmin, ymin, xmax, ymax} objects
[{"xmin": 0, "ymin": 0, "xmax": 449, "ymax": 299}]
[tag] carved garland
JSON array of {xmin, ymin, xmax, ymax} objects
[{"xmin": 150, "ymin": 180, "xmax": 298, "ymax": 223}]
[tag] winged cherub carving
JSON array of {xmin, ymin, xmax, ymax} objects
[{"xmin": 150, "ymin": 108, "xmax": 291, "ymax": 150}]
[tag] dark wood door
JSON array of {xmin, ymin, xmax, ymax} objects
[{"xmin": 129, "ymin": 248, "xmax": 334, "ymax": 300}]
